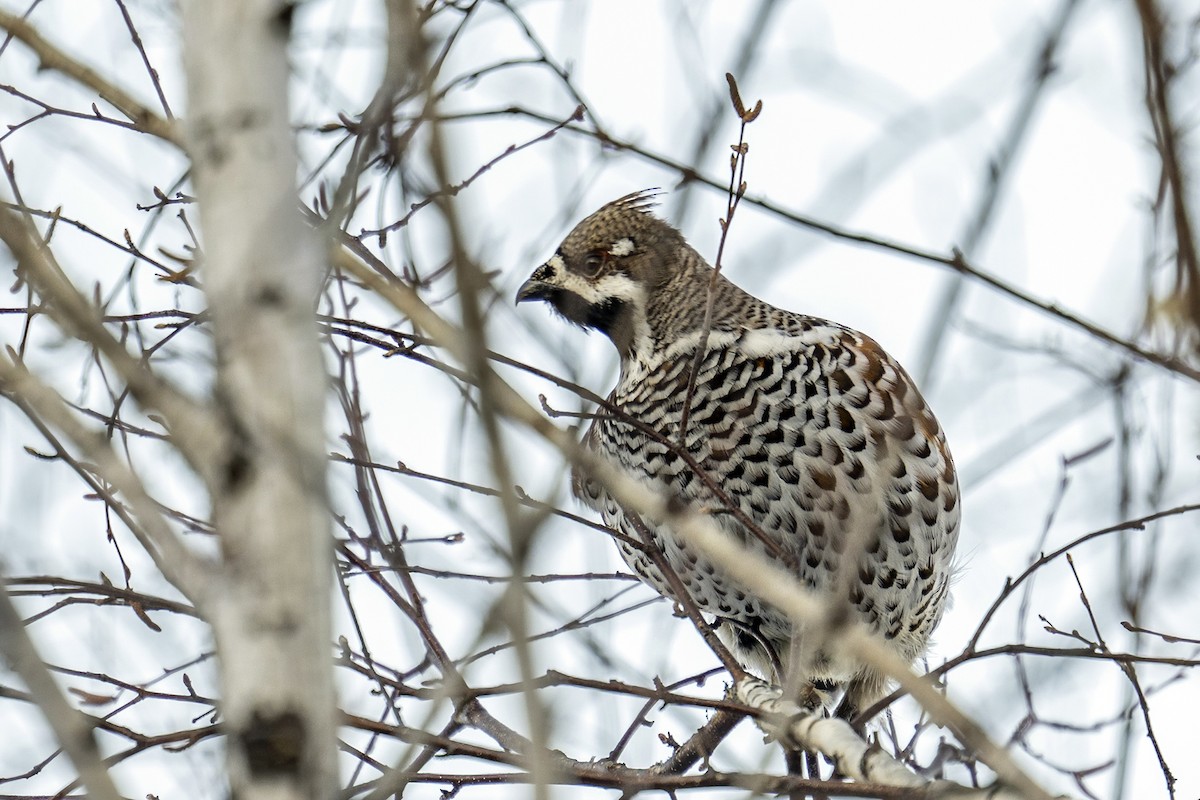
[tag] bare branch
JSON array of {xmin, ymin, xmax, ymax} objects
[
  {"xmin": 0, "ymin": 585, "xmax": 123, "ymax": 800},
  {"xmin": 0, "ymin": 9, "xmax": 180, "ymax": 146},
  {"xmin": 0, "ymin": 351, "xmax": 211, "ymax": 601}
]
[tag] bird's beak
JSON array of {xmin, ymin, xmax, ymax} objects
[{"xmin": 515, "ymin": 263, "xmax": 556, "ymax": 304}]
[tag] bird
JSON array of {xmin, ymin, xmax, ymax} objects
[{"xmin": 515, "ymin": 190, "xmax": 960, "ymax": 722}]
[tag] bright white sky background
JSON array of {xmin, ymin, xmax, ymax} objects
[{"xmin": 1, "ymin": 1, "xmax": 1198, "ymax": 798}]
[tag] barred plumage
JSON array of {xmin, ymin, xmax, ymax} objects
[{"xmin": 517, "ymin": 191, "xmax": 960, "ymax": 719}]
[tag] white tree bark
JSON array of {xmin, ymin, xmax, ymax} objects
[
  {"xmin": 735, "ymin": 677, "xmax": 1060, "ymax": 799},
  {"xmin": 181, "ymin": 3, "xmax": 336, "ymax": 799}
]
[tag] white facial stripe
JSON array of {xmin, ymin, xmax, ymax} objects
[
  {"xmin": 546, "ymin": 253, "xmax": 567, "ymax": 274},
  {"xmin": 558, "ymin": 271, "xmax": 646, "ymax": 306},
  {"xmin": 608, "ymin": 237, "xmax": 636, "ymax": 257},
  {"xmin": 593, "ymin": 273, "xmax": 644, "ymax": 302}
]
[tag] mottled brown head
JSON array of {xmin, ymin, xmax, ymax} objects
[{"xmin": 515, "ymin": 190, "xmax": 689, "ymax": 358}]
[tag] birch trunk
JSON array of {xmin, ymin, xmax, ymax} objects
[{"xmin": 181, "ymin": 3, "xmax": 336, "ymax": 798}]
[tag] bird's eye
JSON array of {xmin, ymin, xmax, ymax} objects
[{"xmin": 583, "ymin": 252, "xmax": 606, "ymax": 276}]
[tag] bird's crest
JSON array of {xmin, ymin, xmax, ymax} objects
[{"xmin": 603, "ymin": 188, "xmax": 663, "ymax": 217}]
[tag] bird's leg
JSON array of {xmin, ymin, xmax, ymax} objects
[
  {"xmin": 783, "ymin": 747, "xmax": 829, "ymax": 800},
  {"xmin": 832, "ymin": 693, "xmax": 866, "ymax": 739},
  {"xmin": 784, "ymin": 748, "xmax": 806, "ymax": 800},
  {"xmin": 780, "ymin": 676, "xmax": 834, "ymax": 798},
  {"xmin": 833, "ymin": 672, "xmax": 888, "ymax": 738},
  {"xmin": 805, "ymin": 748, "xmax": 824, "ymax": 785}
]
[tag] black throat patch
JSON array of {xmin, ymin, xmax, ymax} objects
[{"xmin": 546, "ymin": 291, "xmax": 634, "ymax": 357}]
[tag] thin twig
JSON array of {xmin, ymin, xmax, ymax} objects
[{"xmin": 678, "ymin": 72, "xmax": 759, "ymax": 438}]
